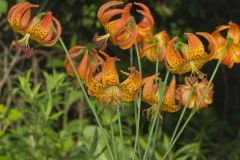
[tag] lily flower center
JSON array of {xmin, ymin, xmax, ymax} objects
[
  {"xmin": 189, "ymin": 61, "xmax": 205, "ymax": 79},
  {"xmin": 106, "ymin": 85, "xmax": 122, "ymax": 105},
  {"xmin": 11, "ymin": 33, "xmax": 33, "ymax": 58}
]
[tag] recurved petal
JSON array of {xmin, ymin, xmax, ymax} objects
[
  {"xmin": 163, "ymin": 76, "xmax": 177, "ymax": 106},
  {"xmin": 77, "ymin": 50, "xmax": 89, "ymax": 80},
  {"xmin": 228, "ymin": 22, "xmax": 240, "ymax": 45},
  {"xmin": 101, "ymin": 52, "xmax": 120, "ymax": 85},
  {"xmin": 142, "ymin": 74, "xmax": 159, "ymax": 95},
  {"xmin": 97, "ymin": 1, "xmax": 123, "ymax": 23},
  {"xmin": 165, "ymin": 37, "xmax": 185, "ymax": 69},
  {"xmin": 120, "ymin": 68, "xmax": 142, "ymax": 102},
  {"xmin": 184, "ymin": 33, "xmax": 206, "ymax": 60},
  {"xmin": 42, "ymin": 16, "xmax": 62, "ymax": 46},
  {"xmin": 220, "ymin": 49, "xmax": 235, "ymax": 68},
  {"xmin": 85, "ymin": 67, "xmax": 104, "ymax": 96},
  {"xmin": 141, "ymin": 74, "xmax": 159, "ymax": 105},
  {"xmin": 196, "ymin": 32, "xmax": 217, "ymax": 58},
  {"xmin": 212, "ymin": 25, "xmax": 229, "ymax": 46},
  {"xmin": 64, "ymin": 46, "xmax": 85, "ymax": 77},
  {"xmin": 117, "ymin": 26, "xmax": 138, "ymax": 49},
  {"xmin": 100, "ymin": 9, "xmax": 127, "ymax": 25},
  {"xmin": 154, "ymin": 31, "xmax": 171, "ymax": 46},
  {"xmin": 105, "ymin": 16, "xmax": 130, "ymax": 37},
  {"xmin": 27, "ymin": 12, "xmax": 55, "ymax": 45}
]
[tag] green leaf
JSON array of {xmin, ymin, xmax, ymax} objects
[
  {"xmin": 7, "ymin": 109, "xmax": 22, "ymax": 122},
  {"xmin": 90, "ymin": 128, "xmax": 99, "ymax": 153},
  {"xmin": 0, "ymin": 104, "xmax": 5, "ymax": 114},
  {"xmin": 50, "ymin": 111, "xmax": 64, "ymax": 120},
  {"xmin": 0, "ymin": 1, "xmax": 8, "ymax": 17},
  {"xmin": 64, "ymin": 90, "xmax": 81, "ymax": 109},
  {"xmin": 175, "ymin": 142, "xmax": 199, "ymax": 157},
  {"xmin": 46, "ymin": 58, "xmax": 64, "ymax": 69}
]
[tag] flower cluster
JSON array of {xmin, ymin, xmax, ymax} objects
[
  {"xmin": 8, "ymin": 1, "xmax": 240, "ymax": 118},
  {"xmin": 8, "ymin": 2, "xmax": 61, "ymax": 58}
]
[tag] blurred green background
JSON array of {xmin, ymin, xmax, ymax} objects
[{"xmin": 0, "ymin": 0, "xmax": 240, "ymax": 159}]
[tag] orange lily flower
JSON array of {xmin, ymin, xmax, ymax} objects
[
  {"xmin": 85, "ymin": 51, "xmax": 142, "ymax": 105},
  {"xmin": 142, "ymin": 75, "xmax": 180, "ymax": 118},
  {"xmin": 134, "ymin": 2, "xmax": 154, "ymax": 43},
  {"xmin": 165, "ymin": 32, "xmax": 217, "ymax": 79},
  {"xmin": 95, "ymin": 1, "xmax": 137, "ymax": 50},
  {"xmin": 176, "ymin": 77, "xmax": 214, "ymax": 110},
  {"xmin": 212, "ymin": 22, "xmax": 240, "ymax": 68},
  {"xmin": 8, "ymin": 2, "xmax": 61, "ymax": 58},
  {"xmin": 139, "ymin": 31, "xmax": 170, "ymax": 62}
]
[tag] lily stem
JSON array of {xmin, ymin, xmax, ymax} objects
[
  {"xmin": 133, "ymin": 42, "xmax": 142, "ymax": 159},
  {"xmin": 169, "ymin": 86, "xmax": 196, "ymax": 145},
  {"xmin": 117, "ymin": 105, "xmax": 125, "ymax": 160},
  {"xmin": 148, "ymin": 38, "xmax": 161, "ymax": 158},
  {"xmin": 109, "ymin": 109, "xmax": 118, "ymax": 160}
]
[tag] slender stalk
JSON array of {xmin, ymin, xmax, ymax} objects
[
  {"xmin": 143, "ymin": 71, "xmax": 170, "ymax": 160},
  {"xmin": 133, "ymin": 42, "xmax": 142, "ymax": 159},
  {"xmin": 149, "ymin": 115, "xmax": 160, "ymax": 159},
  {"xmin": 57, "ymin": 37, "xmax": 114, "ymax": 159},
  {"xmin": 109, "ymin": 110, "xmax": 117, "ymax": 160},
  {"xmin": 130, "ymin": 47, "xmax": 133, "ymax": 68},
  {"xmin": 148, "ymin": 38, "xmax": 161, "ymax": 158},
  {"xmin": 162, "ymin": 108, "xmax": 195, "ymax": 160},
  {"xmin": 162, "ymin": 38, "xmax": 230, "ymax": 160},
  {"xmin": 155, "ymin": 39, "xmax": 160, "ymax": 76},
  {"xmin": 169, "ymin": 87, "xmax": 196, "ymax": 144},
  {"xmin": 117, "ymin": 105, "xmax": 125, "ymax": 160}
]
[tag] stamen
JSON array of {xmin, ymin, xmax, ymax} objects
[{"xmin": 190, "ymin": 61, "xmax": 205, "ymax": 79}]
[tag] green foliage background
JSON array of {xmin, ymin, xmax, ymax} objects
[{"xmin": 0, "ymin": 0, "xmax": 240, "ymax": 159}]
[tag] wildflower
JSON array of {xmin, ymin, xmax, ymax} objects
[
  {"xmin": 95, "ymin": 1, "xmax": 137, "ymax": 50},
  {"xmin": 176, "ymin": 77, "xmax": 214, "ymax": 110},
  {"xmin": 139, "ymin": 31, "xmax": 170, "ymax": 62},
  {"xmin": 142, "ymin": 75, "xmax": 180, "ymax": 118},
  {"xmin": 165, "ymin": 32, "xmax": 217, "ymax": 79},
  {"xmin": 8, "ymin": 2, "xmax": 61, "ymax": 58},
  {"xmin": 212, "ymin": 22, "xmax": 240, "ymax": 68},
  {"xmin": 85, "ymin": 51, "xmax": 142, "ymax": 105}
]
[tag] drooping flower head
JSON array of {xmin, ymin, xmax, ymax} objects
[
  {"xmin": 212, "ymin": 22, "xmax": 240, "ymax": 68},
  {"xmin": 142, "ymin": 74, "xmax": 180, "ymax": 118},
  {"xmin": 8, "ymin": 2, "xmax": 62, "ymax": 58},
  {"xmin": 165, "ymin": 32, "xmax": 217, "ymax": 79},
  {"xmin": 95, "ymin": 1, "xmax": 137, "ymax": 50},
  {"xmin": 139, "ymin": 30, "xmax": 170, "ymax": 62},
  {"xmin": 85, "ymin": 51, "xmax": 142, "ymax": 105},
  {"xmin": 176, "ymin": 77, "xmax": 214, "ymax": 110}
]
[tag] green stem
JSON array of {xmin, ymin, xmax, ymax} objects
[
  {"xmin": 143, "ymin": 71, "xmax": 170, "ymax": 160},
  {"xmin": 133, "ymin": 42, "xmax": 142, "ymax": 159},
  {"xmin": 109, "ymin": 110, "xmax": 117, "ymax": 160},
  {"xmin": 169, "ymin": 86, "xmax": 196, "ymax": 144},
  {"xmin": 149, "ymin": 115, "xmax": 160, "ymax": 159},
  {"xmin": 148, "ymin": 38, "xmax": 161, "ymax": 158},
  {"xmin": 130, "ymin": 47, "xmax": 133, "ymax": 68},
  {"xmin": 117, "ymin": 105, "xmax": 125, "ymax": 160},
  {"xmin": 58, "ymin": 37, "xmax": 114, "ymax": 160},
  {"xmin": 162, "ymin": 38, "xmax": 231, "ymax": 160},
  {"xmin": 155, "ymin": 39, "xmax": 160, "ymax": 76}
]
